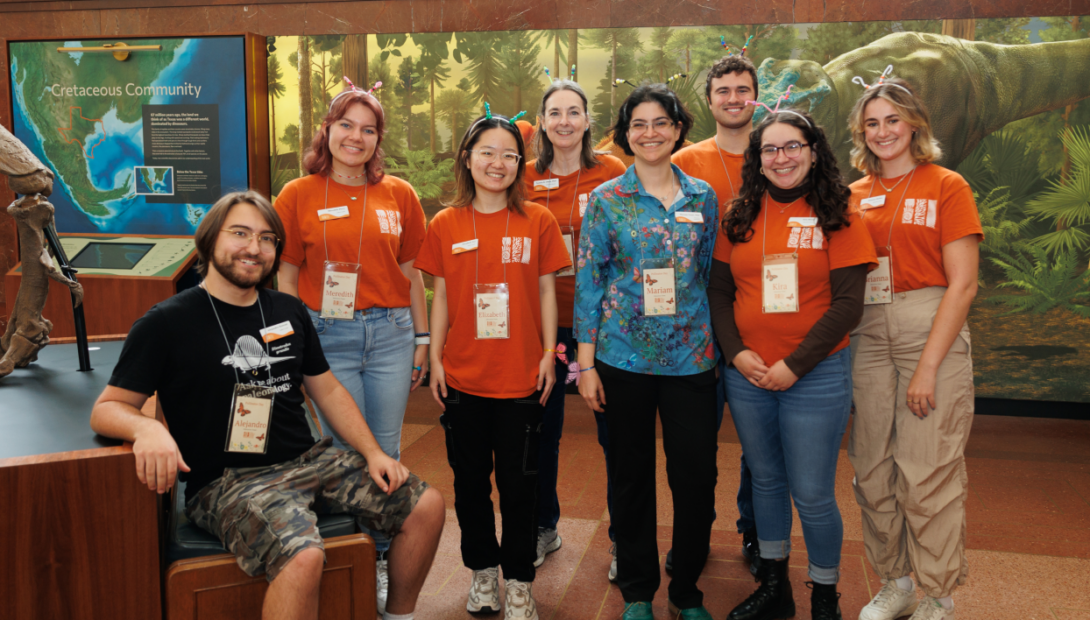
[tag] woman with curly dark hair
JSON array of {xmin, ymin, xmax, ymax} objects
[{"xmin": 708, "ymin": 109, "xmax": 876, "ymax": 620}]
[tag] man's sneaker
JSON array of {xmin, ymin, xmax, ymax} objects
[
  {"xmin": 667, "ymin": 601, "xmax": 714, "ymax": 619},
  {"xmin": 621, "ymin": 601, "xmax": 653, "ymax": 620},
  {"xmin": 907, "ymin": 597, "xmax": 954, "ymax": 620},
  {"xmin": 466, "ymin": 566, "xmax": 500, "ymax": 614},
  {"xmin": 859, "ymin": 580, "xmax": 919, "ymax": 620},
  {"xmin": 504, "ymin": 579, "xmax": 539, "ymax": 620},
  {"xmin": 376, "ymin": 550, "xmax": 389, "ymax": 614},
  {"xmin": 608, "ymin": 543, "xmax": 618, "ymax": 582},
  {"xmin": 534, "ymin": 528, "xmax": 562, "ymax": 567}
]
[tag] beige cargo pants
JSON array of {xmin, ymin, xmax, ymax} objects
[{"xmin": 848, "ymin": 286, "xmax": 974, "ymax": 599}]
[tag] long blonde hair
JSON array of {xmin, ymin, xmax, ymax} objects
[{"xmin": 848, "ymin": 78, "xmax": 942, "ymax": 177}]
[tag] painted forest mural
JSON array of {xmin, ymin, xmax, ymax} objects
[{"xmin": 268, "ymin": 17, "xmax": 1090, "ymax": 404}]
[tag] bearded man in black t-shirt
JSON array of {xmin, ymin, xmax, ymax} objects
[{"xmin": 90, "ymin": 191, "xmax": 444, "ymax": 620}]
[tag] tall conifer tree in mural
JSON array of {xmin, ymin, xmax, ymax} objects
[
  {"xmin": 667, "ymin": 29, "xmax": 702, "ymax": 74},
  {"xmin": 544, "ymin": 30, "xmax": 569, "ymax": 80},
  {"xmin": 640, "ymin": 27, "xmax": 676, "ymax": 83},
  {"xmin": 584, "ymin": 28, "xmax": 642, "ymax": 125},
  {"xmin": 309, "ymin": 37, "xmax": 344, "ymax": 123},
  {"xmin": 413, "ymin": 33, "xmax": 453, "ymax": 154},
  {"xmin": 436, "ymin": 79, "xmax": 474, "ymax": 153},
  {"xmin": 501, "ymin": 30, "xmax": 545, "ymax": 113},
  {"xmin": 297, "ymin": 37, "xmax": 313, "ymax": 175}
]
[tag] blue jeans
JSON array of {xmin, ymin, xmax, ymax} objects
[
  {"xmin": 537, "ymin": 326, "xmax": 576, "ymax": 531},
  {"xmin": 717, "ymin": 355, "xmax": 755, "ymax": 534},
  {"xmin": 307, "ymin": 306, "xmax": 415, "ymax": 551},
  {"xmin": 725, "ymin": 347, "xmax": 852, "ymax": 585}
]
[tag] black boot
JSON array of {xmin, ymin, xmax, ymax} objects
[
  {"xmin": 741, "ymin": 528, "xmax": 763, "ymax": 576},
  {"xmin": 727, "ymin": 557, "xmax": 795, "ymax": 620},
  {"xmin": 807, "ymin": 582, "xmax": 841, "ymax": 620}
]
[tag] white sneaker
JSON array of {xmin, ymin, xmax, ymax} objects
[
  {"xmin": 504, "ymin": 579, "xmax": 539, "ymax": 620},
  {"xmin": 859, "ymin": 579, "xmax": 918, "ymax": 620},
  {"xmin": 376, "ymin": 553, "xmax": 389, "ymax": 615},
  {"xmin": 607, "ymin": 543, "xmax": 618, "ymax": 582},
  {"xmin": 534, "ymin": 528, "xmax": 562, "ymax": 567},
  {"xmin": 467, "ymin": 566, "xmax": 501, "ymax": 613},
  {"xmin": 908, "ymin": 597, "xmax": 954, "ymax": 620}
]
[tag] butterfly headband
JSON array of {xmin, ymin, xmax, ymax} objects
[
  {"xmin": 544, "ymin": 64, "xmax": 577, "ymax": 82},
  {"xmin": 329, "ymin": 76, "xmax": 382, "ymax": 112},
  {"xmin": 745, "ymin": 85, "xmax": 813, "ymax": 128},
  {"xmin": 720, "ymin": 34, "xmax": 754, "ymax": 57},
  {"xmin": 851, "ymin": 65, "xmax": 912, "ymax": 96}
]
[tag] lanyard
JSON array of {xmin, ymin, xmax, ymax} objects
[
  {"xmin": 761, "ymin": 194, "xmax": 809, "ymax": 257},
  {"xmin": 205, "ymin": 288, "xmax": 271, "ymax": 383},
  {"xmin": 864, "ymin": 166, "xmax": 917, "ymax": 251},
  {"xmin": 543, "ymin": 166, "xmax": 583, "ymax": 228},
  {"xmin": 713, "ymin": 142, "xmax": 738, "ymax": 205},
  {"xmin": 471, "ymin": 206, "xmax": 512, "ymax": 285},
  {"xmin": 322, "ymin": 176, "xmax": 369, "ymax": 264}
]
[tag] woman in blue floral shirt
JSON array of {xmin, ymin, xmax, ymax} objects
[{"xmin": 574, "ymin": 84, "xmax": 719, "ymax": 620}]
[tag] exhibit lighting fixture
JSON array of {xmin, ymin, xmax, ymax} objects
[{"xmin": 56, "ymin": 42, "xmax": 162, "ymax": 61}]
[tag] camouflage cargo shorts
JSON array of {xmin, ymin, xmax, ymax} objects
[{"xmin": 186, "ymin": 437, "xmax": 429, "ymax": 581}]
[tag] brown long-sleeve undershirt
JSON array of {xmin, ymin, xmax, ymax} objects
[{"xmin": 708, "ymin": 259, "xmax": 868, "ymax": 379}]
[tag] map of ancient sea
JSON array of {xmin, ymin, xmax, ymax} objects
[{"xmin": 10, "ymin": 38, "xmax": 248, "ymax": 234}]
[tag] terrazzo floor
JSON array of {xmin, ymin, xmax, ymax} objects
[{"xmin": 397, "ymin": 388, "xmax": 1090, "ymax": 620}]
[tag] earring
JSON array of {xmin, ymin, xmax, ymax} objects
[{"xmin": 760, "ymin": 167, "xmax": 765, "ymax": 175}]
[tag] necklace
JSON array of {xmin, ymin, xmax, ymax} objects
[
  {"xmin": 652, "ymin": 175, "xmax": 676, "ymax": 207},
  {"xmin": 878, "ymin": 167, "xmax": 914, "ymax": 193},
  {"xmin": 777, "ymin": 197, "xmax": 802, "ymax": 213},
  {"xmin": 333, "ymin": 180, "xmax": 368, "ymax": 201},
  {"xmin": 334, "ymin": 168, "xmax": 367, "ymax": 180}
]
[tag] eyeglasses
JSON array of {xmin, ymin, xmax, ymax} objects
[
  {"xmin": 759, "ymin": 141, "xmax": 810, "ymax": 160},
  {"xmin": 629, "ymin": 119, "xmax": 676, "ymax": 134},
  {"xmin": 470, "ymin": 149, "xmax": 522, "ymax": 165},
  {"xmin": 221, "ymin": 228, "xmax": 280, "ymax": 253}
]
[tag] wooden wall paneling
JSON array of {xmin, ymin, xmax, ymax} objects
[{"xmin": 0, "ymin": 449, "xmax": 161, "ymax": 620}]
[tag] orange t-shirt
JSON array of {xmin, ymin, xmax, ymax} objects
[
  {"xmin": 524, "ymin": 155, "xmax": 627, "ymax": 328},
  {"xmin": 673, "ymin": 138, "xmax": 744, "ymax": 213},
  {"xmin": 850, "ymin": 163, "xmax": 983, "ymax": 293},
  {"xmin": 414, "ymin": 202, "xmax": 571, "ymax": 399},
  {"xmin": 715, "ymin": 196, "xmax": 877, "ymax": 365},
  {"xmin": 276, "ymin": 173, "xmax": 427, "ymax": 312}
]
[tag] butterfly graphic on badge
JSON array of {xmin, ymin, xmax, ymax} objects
[
  {"xmin": 766, "ymin": 269, "xmax": 778, "ymax": 281},
  {"xmin": 326, "ymin": 276, "xmax": 339, "ymax": 288},
  {"xmin": 645, "ymin": 274, "xmax": 659, "ymax": 286},
  {"xmin": 478, "ymin": 299, "xmax": 491, "ymax": 310},
  {"xmin": 238, "ymin": 402, "xmax": 252, "ymax": 416}
]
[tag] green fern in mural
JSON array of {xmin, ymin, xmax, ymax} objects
[
  {"xmin": 1025, "ymin": 126, "xmax": 1090, "ymax": 257},
  {"xmin": 988, "ymin": 245, "xmax": 1090, "ymax": 317},
  {"xmin": 976, "ymin": 187, "xmax": 1032, "ymax": 286},
  {"xmin": 384, "ymin": 150, "xmax": 454, "ymax": 200}
]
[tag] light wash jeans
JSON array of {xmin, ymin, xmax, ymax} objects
[
  {"xmin": 307, "ymin": 305, "xmax": 415, "ymax": 551},
  {"xmin": 725, "ymin": 347, "xmax": 852, "ymax": 585}
]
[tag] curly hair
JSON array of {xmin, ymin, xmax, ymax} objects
[
  {"xmin": 445, "ymin": 114, "xmax": 528, "ymax": 216},
  {"xmin": 303, "ymin": 89, "xmax": 386, "ymax": 185},
  {"xmin": 609, "ymin": 83, "xmax": 693, "ymax": 157},
  {"xmin": 848, "ymin": 77, "xmax": 942, "ymax": 177},
  {"xmin": 704, "ymin": 55, "xmax": 758, "ymax": 101},
  {"xmin": 724, "ymin": 109, "xmax": 852, "ymax": 244}
]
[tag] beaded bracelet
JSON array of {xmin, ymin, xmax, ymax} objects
[{"xmin": 579, "ymin": 366, "xmax": 596, "ymax": 373}]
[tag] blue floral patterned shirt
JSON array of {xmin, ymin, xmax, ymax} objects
[{"xmin": 574, "ymin": 164, "xmax": 719, "ymax": 375}]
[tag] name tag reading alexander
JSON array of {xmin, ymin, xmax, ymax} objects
[
  {"xmin": 260, "ymin": 321, "xmax": 295, "ymax": 343},
  {"xmin": 787, "ymin": 217, "xmax": 818, "ymax": 228},
  {"xmin": 225, "ymin": 384, "xmax": 275, "ymax": 454},
  {"xmin": 317, "ymin": 206, "xmax": 350, "ymax": 221},
  {"xmin": 675, "ymin": 212, "xmax": 704, "ymax": 224},
  {"xmin": 452, "ymin": 239, "xmax": 479, "ymax": 254},
  {"xmin": 533, "ymin": 178, "xmax": 560, "ymax": 190}
]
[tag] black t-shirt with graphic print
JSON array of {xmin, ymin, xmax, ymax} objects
[{"xmin": 109, "ymin": 286, "xmax": 330, "ymax": 502}]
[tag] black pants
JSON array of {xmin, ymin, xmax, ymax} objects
[
  {"xmin": 598, "ymin": 362, "xmax": 719, "ymax": 608},
  {"xmin": 440, "ymin": 386, "xmax": 544, "ymax": 582}
]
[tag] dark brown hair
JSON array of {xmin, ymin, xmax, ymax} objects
[
  {"xmin": 724, "ymin": 109, "xmax": 851, "ymax": 244},
  {"xmin": 610, "ymin": 83, "xmax": 693, "ymax": 157},
  {"xmin": 705, "ymin": 55, "xmax": 759, "ymax": 101},
  {"xmin": 303, "ymin": 90, "xmax": 387, "ymax": 185},
  {"xmin": 533, "ymin": 80, "xmax": 600, "ymax": 174},
  {"xmin": 446, "ymin": 115, "xmax": 528, "ymax": 215},
  {"xmin": 195, "ymin": 190, "xmax": 285, "ymax": 289}
]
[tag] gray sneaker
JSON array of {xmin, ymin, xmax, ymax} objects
[
  {"xmin": 376, "ymin": 552, "xmax": 388, "ymax": 614},
  {"xmin": 608, "ymin": 543, "xmax": 618, "ymax": 582},
  {"xmin": 533, "ymin": 527, "xmax": 562, "ymax": 568},
  {"xmin": 467, "ymin": 566, "xmax": 501, "ymax": 613},
  {"xmin": 504, "ymin": 579, "xmax": 539, "ymax": 620}
]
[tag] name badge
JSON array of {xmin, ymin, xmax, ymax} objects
[
  {"xmin": 225, "ymin": 384, "xmax": 274, "ymax": 454},
  {"xmin": 762, "ymin": 253, "xmax": 799, "ymax": 313},
  {"xmin": 860, "ymin": 196, "xmax": 886, "ymax": 209},
  {"xmin": 865, "ymin": 254, "xmax": 894, "ymax": 305},
  {"xmin": 321, "ymin": 261, "xmax": 360, "ymax": 320},
  {"xmin": 317, "ymin": 206, "xmax": 350, "ymax": 221},
  {"xmin": 787, "ymin": 217, "xmax": 818, "ymax": 228},
  {"xmin": 558, "ymin": 227, "xmax": 575, "ymax": 277},
  {"xmin": 534, "ymin": 178, "xmax": 560, "ymax": 190},
  {"xmin": 578, "ymin": 194, "xmax": 589, "ymax": 218},
  {"xmin": 453, "ymin": 239, "xmax": 479, "ymax": 254},
  {"xmin": 675, "ymin": 212, "xmax": 704, "ymax": 224},
  {"xmin": 640, "ymin": 258, "xmax": 676, "ymax": 316},
  {"xmin": 260, "ymin": 321, "xmax": 295, "ymax": 343},
  {"xmin": 474, "ymin": 283, "xmax": 510, "ymax": 339}
]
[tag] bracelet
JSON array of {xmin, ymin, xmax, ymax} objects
[
  {"xmin": 414, "ymin": 336, "xmax": 431, "ymax": 345},
  {"xmin": 414, "ymin": 332, "xmax": 430, "ymax": 337},
  {"xmin": 544, "ymin": 349, "xmax": 557, "ymax": 353},
  {"xmin": 579, "ymin": 365, "xmax": 595, "ymax": 373}
]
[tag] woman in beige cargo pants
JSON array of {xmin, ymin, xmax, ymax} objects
[{"xmin": 844, "ymin": 77, "xmax": 983, "ymax": 620}]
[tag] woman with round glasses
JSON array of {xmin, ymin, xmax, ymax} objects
[
  {"xmin": 523, "ymin": 79, "xmax": 627, "ymax": 574},
  {"xmin": 575, "ymin": 84, "xmax": 718, "ymax": 620},
  {"xmin": 273, "ymin": 85, "xmax": 429, "ymax": 613},
  {"xmin": 415, "ymin": 113, "xmax": 570, "ymax": 619},
  {"xmin": 847, "ymin": 78, "xmax": 981, "ymax": 620},
  {"xmin": 709, "ymin": 108, "xmax": 876, "ymax": 620}
]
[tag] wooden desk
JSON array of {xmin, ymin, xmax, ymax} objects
[{"xmin": 0, "ymin": 342, "xmax": 162, "ymax": 620}]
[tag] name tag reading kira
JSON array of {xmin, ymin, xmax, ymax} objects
[{"xmin": 762, "ymin": 253, "xmax": 799, "ymax": 314}]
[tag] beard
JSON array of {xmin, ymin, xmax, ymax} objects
[
  {"xmin": 714, "ymin": 108, "xmax": 755, "ymax": 131},
  {"xmin": 212, "ymin": 250, "xmax": 273, "ymax": 290}
]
